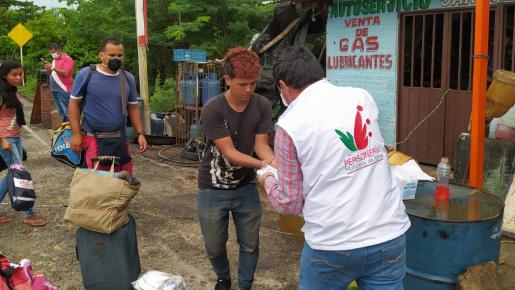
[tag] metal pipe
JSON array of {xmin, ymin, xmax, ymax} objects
[{"xmin": 469, "ymin": 0, "xmax": 490, "ymax": 188}]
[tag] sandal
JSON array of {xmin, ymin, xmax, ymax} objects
[
  {"xmin": 0, "ymin": 216, "xmax": 11, "ymax": 224},
  {"xmin": 23, "ymin": 215, "xmax": 47, "ymax": 227}
]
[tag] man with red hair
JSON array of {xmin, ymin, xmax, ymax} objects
[{"xmin": 197, "ymin": 47, "xmax": 275, "ymax": 290}]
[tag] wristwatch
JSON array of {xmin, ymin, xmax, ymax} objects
[{"xmin": 136, "ymin": 132, "xmax": 144, "ymax": 137}]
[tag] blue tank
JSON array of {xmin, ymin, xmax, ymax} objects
[
  {"xmin": 201, "ymin": 73, "xmax": 220, "ymax": 105},
  {"xmin": 403, "ymin": 181, "xmax": 503, "ymax": 290},
  {"xmin": 179, "ymin": 75, "xmax": 196, "ymax": 106}
]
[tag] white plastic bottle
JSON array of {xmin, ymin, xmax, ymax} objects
[{"xmin": 435, "ymin": 157, "xmax": 450, "ymax": 200}]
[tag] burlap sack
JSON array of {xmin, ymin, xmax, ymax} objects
[{"xmin": 64, "ymin": 161, "xmax": 140, "ymax": 234}]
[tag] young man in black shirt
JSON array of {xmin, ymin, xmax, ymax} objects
[{"xmin": 198, "ymin": 47, "xmax": 275, "ymax": 290}]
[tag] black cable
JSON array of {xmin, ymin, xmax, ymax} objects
[{"xmin": 156, "ymin": 114, "xmax": 205, "ymax": 168}]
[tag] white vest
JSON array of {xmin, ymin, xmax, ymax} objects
[{"xmin": 277, "ymin": 80, "xmax": 410, "ymax": 250}]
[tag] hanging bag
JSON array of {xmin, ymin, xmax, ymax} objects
[
  {"xmin": 6, "ymin": 151, "xmax": 36, "ymax": 212},
  {"xmin": 64, "ymin": 158, "xmax": 140, "ymax": 234},
  {"xmin": 94, "ymin": 131, "xmax": 131, "ymax": 166},
  {"xmin": 50, "ymin": 122, "xmax": 86, "ymax": 168}
]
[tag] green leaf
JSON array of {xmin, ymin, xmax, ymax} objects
[{"xmin": 335, "ymin": 129, "xmax": 357, "ymax": 152}]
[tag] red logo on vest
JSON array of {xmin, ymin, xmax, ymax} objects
[{"xmin": 335, "ymin": 105, "xmax": 372, "ymax": 152}]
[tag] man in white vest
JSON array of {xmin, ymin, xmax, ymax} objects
[{"xmin": 258, "ymin": 46, "xmax": 410, "ymax": 290}]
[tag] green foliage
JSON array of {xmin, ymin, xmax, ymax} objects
[
  {"xmin": 150, "ymin": 75, "xmax": 176, "ymax": 112},
  {"xmin": 0, "ymin": 1, "xmax": 47, "ymax": 93},
  {"xmin": 24, "ymin": 10, "xmax": 68, "ymax": 72},
  {"xmin": 65, "ymin": 0, "xmax": 137, "ymax": 71},
  {"xmin": 0, "ymin": 1, "xmax": 44, "ymax": 60},
  {"xmin": 17, "ymin": 74, "xmax": 37, "ymax": 100},
  {"xmin": 166, "ymin": 0, "xmax": 274, "ymax": 57},
  {"xmin": 166, "ymin": 15, "xmax": 210, "ymax": 41},
  {"xmin": 0, "ymin": 0, "xmax": 275, "ymax": 99}
]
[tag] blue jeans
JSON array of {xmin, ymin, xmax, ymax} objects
[
  {"xmin": 300, "ymin": 234, "xmax": 406, "ymax": 290},
  {"xmin": 51, "ymin": 91, "xmax": 70, "ymax": 121},
  {"xmin": 0, "ymin": 137, "xmax": 34, "ymax": 216},
  {"xmin": 198, "ymin": 184, "xmax": 262, "ymax": 290}
]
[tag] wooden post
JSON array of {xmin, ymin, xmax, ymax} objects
[
  {"xmin": 20, "ymin": 46, "xmax": 25, "ymax": 86},
  {"xmin": 137, "ymin": 45, "xmax": 150, "ymax": 135},
  {"xmin": 469, "ymin": 0, "xmax": 490, "ymax": 189},
  {"xmin": 136, "ymin": 0, "xmax": 151, "ymax": 134}
]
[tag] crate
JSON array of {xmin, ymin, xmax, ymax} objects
[{"xmin": 173, "ymin": 49, "xmax": 207, "ymax": 62}]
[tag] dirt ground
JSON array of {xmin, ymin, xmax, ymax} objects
[{"xmin": 0, "ymin": 101, "xmax": 514, "ymax": 289}]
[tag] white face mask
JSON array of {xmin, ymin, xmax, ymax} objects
[
  {"xmin": 280, "ymin": 92, "xmax": 289, "ymax": 107},
  {"xmin": 51, "ymin": 52, "xmax": 60, "ymax": 59}
]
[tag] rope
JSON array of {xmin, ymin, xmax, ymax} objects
[
  {"xmin": 396, "ymin": 89, "xmax": 451, "ymax": 145},
  {"xmin": 135, "ymin": 153, "xmax": 197, "ymax": 174},
  {"xmin": 260, "ymin": 226, "xmax": 304, "ymax": 237}
]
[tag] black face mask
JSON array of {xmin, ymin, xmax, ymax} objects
[{"xmin": 107, "ymin": 58, "xmax": 122, "ymax": 71}]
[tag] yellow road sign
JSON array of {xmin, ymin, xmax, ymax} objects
[{"xmin": 7, "ymin": 23, "xmax": 33, "ymax": 47}]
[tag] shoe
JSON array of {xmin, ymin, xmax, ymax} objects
[
  {"xmin": 23, "ymin": 215, "xmax": 47, "ymax": 227},
  {"xmin": 215, "ymin": 278, "xmax": 231, "ymax": 290},
  {"xmin": 0, "ymin": 216, "xmax": 11, "ymax": 224}
]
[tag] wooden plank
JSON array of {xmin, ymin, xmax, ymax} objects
[
  {"xmin": 444, "ymin": 90, "xmax": 472, "ymax": 162},
  {"xmin": 410, "ymin": 16, "xmax": 416, "ymax": 87},
  {"xmin": 512, "ymin": 6, "xmax": 515, "ymax": 70},
  {"xmin": 421, "ymin": 15, "xmax": 426, "ymax": 87},
  {"xmin": 431, "ymin": 14, "xmax": 436, "ymax": 88},
  {"xmin": 40, "ymin": 83, "xmax": 54, "ymax": 129},
  {"xmin": 29, "ymin": 79, "xmax": 42, "ymax": 124},
  {"xmin": 458, "ymin": 12, "xmax": 464, "ymax": 90}
]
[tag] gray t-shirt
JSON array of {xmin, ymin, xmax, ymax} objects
[{"xmin": 198, "ymin": 93, "xmax": 272, "ymax": 189}]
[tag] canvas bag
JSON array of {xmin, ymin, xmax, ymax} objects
[
  {"xmin": 6, "ymin": 151, "xmax": 36, "ymax": 212},
  {"xmin": 64, "ymin": 160, "xmax": 140, "ymax": 234},
  {"xmin": 50, "ymin": 122, "xmax": 86, "ymax": 168}
]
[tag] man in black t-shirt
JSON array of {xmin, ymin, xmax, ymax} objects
[{"xmin": 198, "ymin": 48, "xmax": 275, "ymax": 290}]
